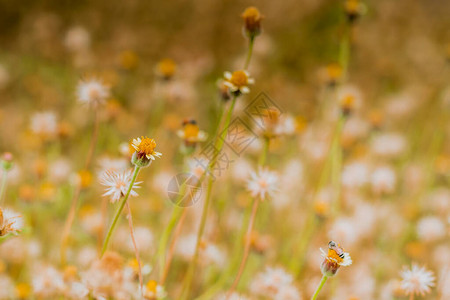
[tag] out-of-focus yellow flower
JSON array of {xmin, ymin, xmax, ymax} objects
[
  {"xmin": 39, "ymin": 182, "xmax": 56, "ymax": 201},
  {"xmin": 15, "ymin": 283, "xmax": 31, "ymax": 299},
  {"xmin": 78, "ymin": 170, "xmax": 93, "ymax": 188},
  {"xmin": 156, "ymin": 58, "xmax": 176, "ymax": 80},
  {"xmin": 63, "ymin": 265, "xmax": 78, "ymax": 281},
  {"xmin": 177, "ymin": 120, "xmax": 207, "ymax": 146},
  {"xmin": 119, "ymin": 50, "xmax": 139, "ymax": 70},
  {"xmin": 405, "ymin": 241, "xmax": 425, "ymax": 259}
]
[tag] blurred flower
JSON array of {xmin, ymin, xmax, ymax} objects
[
  {"xmin": 345, "ymin": 0, "xmax": 365, "ymax": 23},
  {"xmin": 143, "ymin": 280, "xmax": 166, "ymax": 299},
  {"xmin": 416, "ymin": 216, "xmax": 446, "ymax": 243},
  {"xmin": 400, "ymin": 264, "xmax": 435, "ymax": 297},
  {"xmin": 99, "ymin": 170, "xmax": 141, "ymax": 203},
  {"xmin": 177, "ymin": 119, "xmax": 207, "ymax": 147},
  {"xmin": 320, "ymin": 241, "xmax": 352, "ymax": 276},
  {"xmin": 30, "ymin": 111, "xmax": 58, "ymax": 138},
  {"xmin": 64, "ymin": 26, "xmax": 90, "ymax": 52},
  {"xmin": 371, "ymin": 166, "xmax": 397, "ymax": 195},
  {"xmin": 241, "ymin": 6, "xmax": 263, "ymax": 37},
  {"xmin": 341, "ymin": 161, "xmax": 369, "ymax": 189},
  {"xmin": 249, "ymin": 266, "xmax": 300, "ymax": 299},
  {"xmin": 223, "ymin": 70, "xmax": 254, "ymax": 95},
  {"xmin": 32, "ymin": 265, "xmax": 65, "ymax": 298},
  {"xmin": 247, "ymin": 167, "xmax": 278, "ymax": 200},
  {"xmin": 371, "ymin": 133, "xmax": 407, "ymax": 158},
  {"xmin": 77, "ymin": 78, "xmax": 110, "ymax": 107},
  {"xmin": 155, "ymin": 58, "xmax": 176, "ymax": 80},
  {"xmin": 0, "ymin": 208, "xmax": 22, "ymax": 236},
  {"xmin": 217, "ymin": 79, "xmax": 232, "ymax": 101}
]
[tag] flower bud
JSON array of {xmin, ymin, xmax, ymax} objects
[{"xmin": 241, "ymin": 7, "xmax": 263, "ymax": 38}]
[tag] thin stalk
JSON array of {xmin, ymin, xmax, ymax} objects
[
  {"xmin": 101, "ymin": 165, "xmax": 141, "ymax": 256},
  {"xmin": 60, "ymin": 108, "xmax": 100, "ymax": 265},
  {"xmin": 227, "ymin": 198, "xmax": 260, "ymax": 296},
  {"xmin": 244, "ymin": 36, "xmax": 255, "ymax": 70},
  {"xmin": 311, "ymin": 275, "xmax": 328, "ymax": 300},
  {"xmin": 98, "ymin": 197, "xmax": 108, "ymax": 254},
  {"xmin": 126, "ymin": 202, "xmax": 143, "ymax": 298},
  {"xmin": 84, "ymin": 109, "xmax": 100, "ymax": 169},
  {"xmin": 161, "ymin": 208, "xmax": 188, "ymax": 285},
  {"xmin": 0, "ymin": 169, "xmax": 7, "ymax": 204},
  {"xmin": 330, "ymin": 116, "xmax": 345, "ymax": 218},
  {"xmin": 339, "ymin": 24, "xmax": 351, "ymax": 81},
  {"xmin": 180, "ymin": 95, "xmax": 237, "ymax": 300},
  {"xmin": 156, "ymin": 206, "xmax": 183, "ymax": 278}
]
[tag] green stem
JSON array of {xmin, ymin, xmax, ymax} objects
[
  {"xmin": 331, "ymin": 116, "xmax": 346, "ymax": 218},
  {"xmin": 101, "ymin": 165, "xmax": 141, "ymax": 256},
  {"xmin": 311, "ymin": 275, "xmax": 328, "ymax": 300},
  {"xmin": 244, "ymin": 36, "xmax": 255, "ymax": 70},
  {"xmin": 156, "ymin": 206, "xmax": 183, "ymax": 278},
  {"xmin": 180, "ymin": 95, "xmax": 237, "ymax": 300},
  {"xmin": 339, "ymin": 24, "xmax": 350, "ymax": 81},
  {"xmin": 0, "ymin": 169, "xmax": 7, "ymax": 204}
]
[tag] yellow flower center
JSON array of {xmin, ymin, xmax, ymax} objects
[
  {"xmin": 242, "ymin": 7, "xmax": 261, "ymax": 22},
  {"xmin": 146, "ymin": 280, "xmax": 158, "ymax": 293},
  {"xmin": 341, "ymin": 95, "xmax": 355, "ymax": 109},
  {"xmin": 138, "ymin": 137, "xmax": 157, "ymax": 155},
  {"xmin": 157, "ymin": 58, "xmax": 176, "ymax": 78},
  {"xmin": 15, "ymin": 283, "xmax": 31, "ymax": 298},
  {"xmin": 345, "ymin": 0, "xmax": 360, "ymax": 13},
  {"xmin": 183, "ymin": 123, "xmax": 200, "ymax": 139},
  {"xmin": 327, "ymin": 64, "xmax": 342, "ymax": 80},
  {"xmin": 229, "ymin": 71, "xmax": 249, "ymax": 87},
  {"xmin": 327, "ymin": 248, "xmax": 344, "ymax": 264}
]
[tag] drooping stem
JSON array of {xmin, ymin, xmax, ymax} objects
[
  {"xmin": 244, "ymin": 35, "xmax": 255, "ymax": 70},
  {"xmin": 101, "ymin": 165, "xmax": 141, "ymax": 256},
  {"xmin": 126, "ymin": 202, "xmax": 143, "ymax": 298},
  {"xmin": 227, "ymin": 197, "xmax": 260, "ymax": 296},
  {"xmin": 161, "ymin": 208, "xmax": 188, "ymax": 285},
  {"xmin": 311, "ymin": 275, "xmax": 328, "ymax": 300},
  {"xmin": 180, "ymin": 95, "xmax": 237, "ymax": 300}
]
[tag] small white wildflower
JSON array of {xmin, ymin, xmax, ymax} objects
[
  {"xmin": 400, "ymin": 264, "xmax": 435, "ymax": 296},
  {"xmin": 247, "ymin": 167, "xmax": 278, "ymax": 200},
  {"xmin": 99, "ymin": 170, "xmax": 141, "ymax": 203},
  {"xmin": 77, "ymin": 79, "xmax": 110, "ymax": 107}
]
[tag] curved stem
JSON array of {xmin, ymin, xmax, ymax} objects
[
  {"xmin": 227, "ymin": 198, "xmax": 259, "ymax": 296},
  {"xmin": 101, "ymin": 166, "xmax": 141, "ymax": 256},
  {"xmin": 311, "ymin": 275, "xmax": 328, "ymax": 300}
]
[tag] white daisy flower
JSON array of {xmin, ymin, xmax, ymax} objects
[
  {"xmin": 247, "ymin": 167, "xmax": 278, "ymax": 200},
  {"xmin": 400, "ymin": 264, "xmax": 435, "ymax": 296},
  {"xmin": 223, "ymin": 70, "xmax": 254, "ymax": 94},
  {"xmin": 77, "ymin": 79, "xmax": 110, "ymax": 106},
  {"xmin": 99, "ymin": 170, "xmax": 141, "ymax": 203}
]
